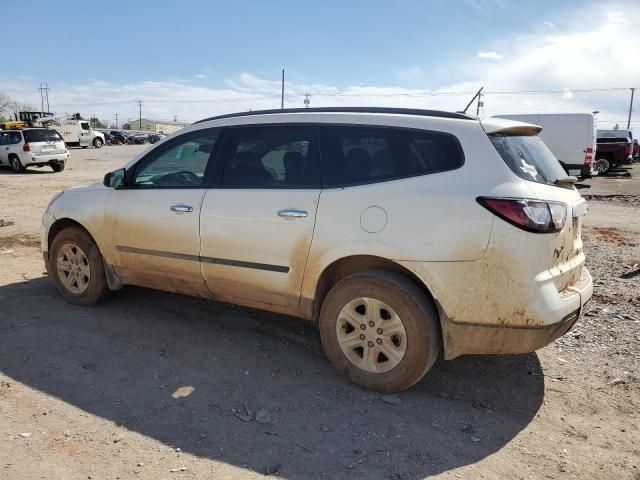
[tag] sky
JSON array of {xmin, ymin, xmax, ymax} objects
[{"xmin": 0, "ymin": 0, "xmax": 638, "ymax": 131}]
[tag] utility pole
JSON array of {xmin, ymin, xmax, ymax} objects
[
  {"xmin": 39, "ymin": 82, "xmax": 51, "ymax": 113},
  {"xmin": 114, "ymin": 113, "xmax": 119, "ymax": 128},
  {"xmin": 138, "ymin": 100, "xmax": 143, "ymax": 130},
  {"xmin": 281, "ymin": 69, "xmax": 285, "ymax": 110},
  {"xmin": 627, "ymin": 88, "xmax": 635, "ymax": 129},
  {"xmin": 304, "ymin": 93, "xmax": 311, "ymax": 108}
]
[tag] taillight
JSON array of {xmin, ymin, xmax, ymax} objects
[
  {"xmin": 477, "ymin": 197, "xmax": 567, "ymax": 233},
  {"xmin": 584, "ymin": 147, "xmax": 593, "ymax": 166},
  {"xmin": 625, "ymin": 143, "xmax": 631, "ymax": 155},
  {"xmin": 23, "ymin": 143, "xmax": 30, "ymax": 152}
]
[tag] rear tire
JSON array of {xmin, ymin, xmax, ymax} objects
[
  {"xmin": 50, "ymin": 227, "xmax": 111, "ymax": 306},
  {"xmin": 9, "ymin": 155, "xmax": 25, "ymax": 173},
  {"xmin": 51, "ymin": 162, "xmax": 65, "ymax": 173},
  {"xmin": 319, "ymin": 270, "xmax": 440, "ymax": 392},
  {"xmin": 594, "ymin": 156, "xmax": 611, "ymax": 175}
]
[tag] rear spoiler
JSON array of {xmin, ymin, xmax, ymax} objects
[{"xmin": 481, "ymin": 118, "xmax": 543, "ymax": 136}]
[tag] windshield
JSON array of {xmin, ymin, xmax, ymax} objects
[
  {"xmin": 24, "ymin": 129, "xmax": 63, "ymax": 143},
  {"xmin": 489, "ymin": 134, "xmax": 568, "ymax": 186}
]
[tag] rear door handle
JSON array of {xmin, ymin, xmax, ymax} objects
[
  {"xmin": 278, "ymin": 209, "xmax": 308, "ymax": 219},
  {"xmin": 170, "ymin": 204, "xmax": 193, "ymax": 213}
]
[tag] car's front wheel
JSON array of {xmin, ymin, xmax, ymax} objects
[
  {"xmin": 319, "ymin": 270, "xmax": 440, "ymax": 392},
  {"xmin": 50, "ymin": 227, "xmax": 111, "ymax": 305}
]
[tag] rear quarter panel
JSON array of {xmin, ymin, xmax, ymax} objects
[{"xmin": 300, "ymin": 117, "xmax": 520, "ymax": 304}]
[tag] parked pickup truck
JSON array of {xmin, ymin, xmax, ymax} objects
[{"xmin": 594, "ymin": 133, "xmax": 633, "ymax": 174}]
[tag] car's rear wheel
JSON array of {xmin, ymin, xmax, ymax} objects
[
  {"xmin": 593, "ymin": 156, "xmax": 611, "ymax": 175},
  {"xmin": 50, "ymin": 227, "xmax": 110, "ymax": 305},
  {"xmin": 9, "ymin": 155, "xmax": 25, "ymax": 173},
  {"xmin": 51, "ymin": 162, "xmax": 65, "ymax": 173},
  {"xmin": 319, "ymin": 270, "xmax": 440, "ymax": 392}
]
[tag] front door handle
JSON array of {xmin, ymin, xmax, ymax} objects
[
  {"xmin": 278, "ymin": 209, "xmax": 308, "ymax": 219},
  {"xmin": 170, "ymin": 204, "xmax": 193, "ymax": 213}
]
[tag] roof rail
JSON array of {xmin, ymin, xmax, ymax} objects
[{"xmin": 193, "ymin": 107, "xmax": 475, "ymax": 124}]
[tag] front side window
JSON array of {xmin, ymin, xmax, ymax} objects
[
  {"xmin": 132, "ymin": 129, "xmax": 220, "ymax": 188},
  {"xmin": 222, "ymin": 125, "xmax": 320, "ymax": 188},
  {"xmin": 489, "ymin": 134, "xmax": 568, "ymax": 186},
  {"xmin": 320, "ymin": 125, "xmax": 464, "ymax": 187}
]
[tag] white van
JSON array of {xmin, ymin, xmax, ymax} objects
[
  {"xmin": 493, "ymin": 113, "xmax": 596, "ymax": 178},
  {"xmin": 40, "ymin": 116, "xmax": 105, "ymax": 149}
]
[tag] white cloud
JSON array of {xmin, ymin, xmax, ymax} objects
[
  {"xmin": 543, "ymin": 21, "xmax": 556, "ymax": 28},
  {"xmin": 477, "ymin": 51, "xmax": 504, "ymax": 60},
  {"xmin": 194, "ymin": 74, "xmax": 208, "ymax": 80}
]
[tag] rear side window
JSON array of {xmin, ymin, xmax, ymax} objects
[
  {"xmin": 7, "ymin": 132, "xmax": 22, "ymax": 144},
  {"xmin": 24, "ymin": 129, "xmax": 62, "ymax": 143},
  {"xmin": 222, "ymin": 125, "xmax": 320, "ymax": 188},
  {"xmin": 320, "ymin": 125, "xmax": 464, "ymax": 187},
  {"xmin": 489, "ymin": 134, "xmax": 568, "ymax": 185}
]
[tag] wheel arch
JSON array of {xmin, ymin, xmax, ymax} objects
[
  {"xmin": 47, "ymin": 218, "xmax": 96, "ymax": 253},
  {"xmin": 311, "ymin": 254, "xmax": 439, "ymax": 322}
]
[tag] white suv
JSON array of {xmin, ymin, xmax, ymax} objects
[
  {"xmin": 41, "ymin": 107, "xmax": 593, "ymax": 392},
  {"xmin": 0, "ymin": 128, "xmax": 69, "ymax": 172}
]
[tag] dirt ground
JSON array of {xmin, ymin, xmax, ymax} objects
[{"xmin": 0, "ymin": 145, "xmax": 638, "ymax": 480}]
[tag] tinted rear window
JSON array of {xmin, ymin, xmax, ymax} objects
[
  {"xmin": 320, "ymin": 125, "xmax": 464, "ymax": 187},
  {"xmin": 24, "ymin": 129, "xmax": 62, "ymax": 142},
  {"xmin": 489, "ymin": 134, "xmax": 567, "ymax": 186}
]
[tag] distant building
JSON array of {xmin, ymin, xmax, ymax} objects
[{"xmin": 128, "ymin": 118, "xmax": 188, "ymax": 134}]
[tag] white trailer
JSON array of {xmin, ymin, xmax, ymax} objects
[
  {"xmin": 38, "ymin": 115, "xmax": 105, "ymax": 148},
  {"xmin": 492, "ymin": 113, "xmax": 596, "ymax": 178}
]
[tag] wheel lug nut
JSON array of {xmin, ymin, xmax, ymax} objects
[
  {"xmin": 360, "ymin": 324, "xmax": 366, "ymax": 330},
  {"xmin": 377, "ymin": 328, "xmax": 383, "ymax": 334},
  {"xmin": 359, "ymin": 334, "xmax": 365, "ymax": 340},
  {"xmin": 369, "ymin": 321, "xmax": 375, "ymax": 327},
  {"xmin": 367, "ymin": 341, "xmax": 374, "ymax": 348},
  {"xmin": 376, "ymin": 338, "xmax": 382, "ymax": 345}
]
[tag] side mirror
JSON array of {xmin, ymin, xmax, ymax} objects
[{"xmin": 103, "ymin": 168, "xmax": 127, "ymax": 188}]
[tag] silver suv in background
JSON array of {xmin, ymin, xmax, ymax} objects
[{"xmin": 0, "ymin": 128, "xmax": 69, "ymax": 172}]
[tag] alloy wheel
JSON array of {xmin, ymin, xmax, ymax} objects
[
  {"xmin": 336, "ymin": 297, "xmax": 407, "ymax": 373},
  {"xmin": 56, "ymin": 243, "xmax": 91, "ymax": 294}
]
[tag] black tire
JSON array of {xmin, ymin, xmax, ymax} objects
[
  {"xmin": 594, "ymin": 156, "xmax": 611, "ymax": 175},
  {"xmin": 9, "ymin": 155, "xmax": 25, "ymax": 173},
  {"xmin": 49, "ymin": 227, "xmax": 111, "ymax": 306},
  {"xmin": 319, "ymin": 270, "xmax": 440, "ymax": 392},
  {"xmin": 51, "ymin": 162, "xmax": 65, "ymax": 173},
  {"xmin": 93, "ymin": 138, "xmax": 103, "ymax": 148}
]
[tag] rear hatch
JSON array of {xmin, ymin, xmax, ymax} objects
[
  {"xmin": 24, "ymin": 129, "xmax": 66, "ymax": 156},
  {"xmin": 482, "ymin": 119, "xmax": 586, "ymax": 292}
]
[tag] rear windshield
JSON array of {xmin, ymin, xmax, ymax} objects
[
  {"xmin": 489, "ymin": 134, "xmax": 568, "ymax": 186},
  {"xmin": 24, "ymin": 129, "xmax": 62, "ymax": 143}
]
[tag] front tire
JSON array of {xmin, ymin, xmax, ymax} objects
[
  {"xmin": 319, "ymin": 270, "xmax": 440, "ymax": 392},
  {"xmin": 50, "ymin": 227, "xmax": 111, "ymax": 306},
  {"xmin": 9, "ymin": 155, "xmax": 25, "ymax": 173},
  {"xmin": 93, "ymin": 138, "xmax": 103, "ymax": 148}
]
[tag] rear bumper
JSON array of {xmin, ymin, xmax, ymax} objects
[
  {"xmin": 439, "ymin": 266, "xmax": 592, "ymax": 359},
  {"xmin": 21, "ymin": 152, "xmax": 69, "ymax": 164},
  {"xmin": 440, "ymin": 305, "xmax": 583, "ymax": 359}
]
